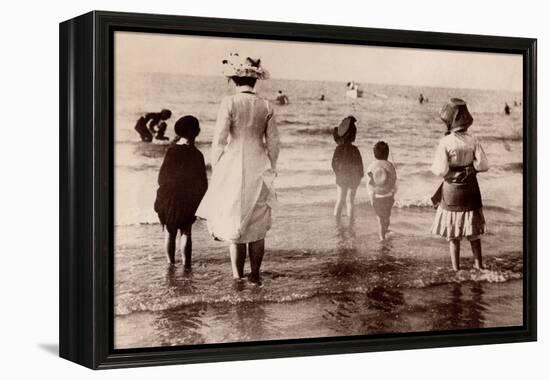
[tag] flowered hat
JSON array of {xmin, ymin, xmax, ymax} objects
[
  {"xmin": 440, "ymin": 98, "xmax": 473, "ymax": 131},
  {"xmin": 221, "ymin": 52, "xmax": 270, "ymax": 79}
]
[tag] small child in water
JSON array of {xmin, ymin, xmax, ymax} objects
[
  {"xmin": 366, "ymin": 141, "xmax": 397, "ymax": 241},
  {"xmin": 154, "ymin": 116, "xmax": 208, "ymax": 270},
  {"xmin": 331, "ymin": 116, "xmax": 364, "ymax": 221}
]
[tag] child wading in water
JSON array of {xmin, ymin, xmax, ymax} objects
[
  {"xmin": 431, "ymin": 98, "xmax": 489, "ymax": 271},
  {"xmin": 331, "ymin": 116, "xmax": 364, "ymax": 221},
  {"xmin": 154, "ymin": 116, "xmax": 208, "ymax": 270},
  {"xmin": 366, "ymin": 141, "xmax": 397, "ymax": 241}
]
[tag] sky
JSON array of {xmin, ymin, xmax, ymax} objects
[{"xmin": 115, "ymin": 31, "xmax": 523, "ymax": 91}]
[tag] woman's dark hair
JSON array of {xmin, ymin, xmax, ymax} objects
[
  {"xmin": 373, "ymin": 141, "xmax": 390, "ymax": 160},
  {"xmin": 174, "ymin": 115, "xmax": 200, "ymax": 141},
  {"xmin": 230, "ymin": 76, "xmax": 257, "ymax": 88}
]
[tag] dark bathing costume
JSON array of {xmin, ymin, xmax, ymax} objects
[
  {"xmin": 154, "ymin": 144, "xmax": 208, "ymax": 234},
  {"xmin": 331, "ymin": 127, "xmax": 364, "ymax": 189},
  {"xmin": 431, "ymin": 164, "xmax": 482, "ymax": 212}
]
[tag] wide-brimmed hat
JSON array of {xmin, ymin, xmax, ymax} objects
[
  {"xmin": 440, "ymin": 98, "xmax": 473, "ymax": 131},
  {"xmin": 221, "ymin": 52, "xmax": 270, "ymax": 80},
  {"xmin": 336, "ymin": 116, "xmax": 357, "ymax": 137},
  {"xmin": 372, "ymin": 167, "xmax": 388, "ymax": 186},
  {"xmin": 333, "ymin": 116, "xmax": 357, "ymax": 145}
]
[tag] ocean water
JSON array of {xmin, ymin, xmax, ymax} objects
[{"xmin": 114, "ymin": 73, "xmax": 523, "ymax": 348}]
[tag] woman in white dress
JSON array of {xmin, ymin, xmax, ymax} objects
[
  {"xmin": 196, "ymin": 53, "xmax": 280, "ymax": 284},
  {"xmin": 431, "ymin": 98, "xmax": 489, "ymax": 271}
]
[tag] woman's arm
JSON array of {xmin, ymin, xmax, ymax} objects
[
  {"xmin": 211, "ymin": 97, "xmax": 232, "ymax": 167},
  {"xmin": 265, "ymin": 106, "xmax": 280, "ymax": 170},
  {"xmin": 430, "ymin": 139, "xmax": 449, "ymax": 177}
]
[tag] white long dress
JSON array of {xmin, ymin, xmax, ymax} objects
[{"xmin": 196, "ymin": 85, "xmax": 280, "ymax": 243}]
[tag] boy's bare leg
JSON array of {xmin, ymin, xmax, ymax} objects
[
  {"xmin": 230, "ymin": 243, "xmax": 247, "ymax": 279},
  {"xmin": 449, "ymin": 239, "xmax": 461, "ymax": 271},
  {"xmin": 181, "ymin": 231, "xmax": 192, "ymax": 271},
  {"xmin": 334, "ymin": 185, "xmax": 346, "ymax": 219},
  {"xmin": 347, "ymin": 187, "xmax": 357, "ymax": 222},
  {"xmin": 470, "ymin": 238, "xmax": 484, "ymax": 270},
  {"xmin": 164, "ymin": 230, "xmax": 176, "ymax": 264},
  {"xmin": 248, "ymin": 239, "xmax": 265, "ymax": 284},
  {"xmin": 383, "ymin": 216, "xmax": 391, "ymax": 237},
  {"xmin": 376, "ymin": 216, "xmax": 385, "ymax": 241}
]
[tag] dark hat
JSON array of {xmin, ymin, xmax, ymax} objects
[
  {"xmin": 174, "ymin": 115, "xmax": 200, "ymax": 140},
  {"xmin": 160, "ymin": 109, "xmax": 172, "ymax": 120},
  {"xmin": 336, "ymin": 116, "xmax": 357, "ymax": 137},
  {"xmin": 440, "ymin": 98, "xmax": 473, "ymax": 131}
]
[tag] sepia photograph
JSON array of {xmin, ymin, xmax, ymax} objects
[{"xmin": 113, "ymin": 31, "xmax": 524, "ymax": 349}]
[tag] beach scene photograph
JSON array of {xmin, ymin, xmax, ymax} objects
[{"xmin": 113, "ymin": 31, "xmax": 524, "ymax": 349}]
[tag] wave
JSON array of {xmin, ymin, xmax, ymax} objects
[
  {"xmin": 114, "ymin": 255, "xmax": 522, "ymax": 316},
  {"xmin": 116, "ymin": 140, "xmax": 210, "ymax": 159},
  {"xmin": 117, "ymin": 162, "xmax": 212, "ymax": 173},
  {"xmin": 279, "ymin": 119, "xmax": 313, "ymax": 127},
  {"xmin": 292, "ymin": 127, "xmax": 333, "ymax": 136},
  {"xmin": 498, "ymin": 162, "xmax": 523, "ymax": 173}
]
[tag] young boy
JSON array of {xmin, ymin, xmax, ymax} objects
[{"xmin": 366, "ymin": 141, "xmax": 397, "ymax": 241}]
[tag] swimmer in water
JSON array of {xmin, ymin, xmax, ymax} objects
[{"xmin": 276, "ymin": 90, "xmax": 289, "ymax": 105}]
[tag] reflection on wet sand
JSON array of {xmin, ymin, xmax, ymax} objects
[{"xmin": 430, "ymin": 282, "xmax": 486, "ymax": 331}]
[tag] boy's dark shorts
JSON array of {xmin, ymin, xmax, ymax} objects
[{"xmin": 373, "ymin": 196, "xmax": 394, "ymax": 219}]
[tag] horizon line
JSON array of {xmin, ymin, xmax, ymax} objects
[{"xmin": 121, "ymin": 70, "xmax": 523, "ymax": 93}]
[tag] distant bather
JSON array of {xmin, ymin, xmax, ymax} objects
[
  {"xmin": 134, "ymin": 109, "xmax": 172, "ymax": 142},
  {"xmin": 276, "ymin": 90, "xmax": 289, "ymax": 105}
]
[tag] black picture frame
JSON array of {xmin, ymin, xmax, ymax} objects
[{"xmin": 59, "ymin": 10, "xmax": 537, "ymax": 369}]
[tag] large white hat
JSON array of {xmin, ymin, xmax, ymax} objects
[
  {"xmin": 221, "ymin": 52, "xmax": 270, "ymax": 80},
  {"xmin": 372, "ymin": 167, "xmax": 389, "ymax": 186}
]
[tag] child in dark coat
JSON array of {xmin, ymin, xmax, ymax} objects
[
  {"xmin": 154, "ymin": 116, "xmax": 207, "ymax": 269},
  {"xmin": 331, "ymin": 116, "xmax": 364, "ymax": 221}
]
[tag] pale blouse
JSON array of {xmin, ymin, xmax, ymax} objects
[
  {"xmin": 211, "ymin": 85, "xmax": 279, "ymax": 169},
  {"xmin": 431, "ymin": 131, "xmax": 489, "ymax": 178}
]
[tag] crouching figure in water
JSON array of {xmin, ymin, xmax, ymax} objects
[{"xmin": 134, "ymin": 109, "xmax": 172, "ymax": 142}]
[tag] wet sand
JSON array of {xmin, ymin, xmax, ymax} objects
[{"xmin": 114, "ymin": 202, "xmax": 523, "ymax": 349}]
